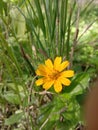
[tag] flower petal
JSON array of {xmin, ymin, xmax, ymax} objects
[
  {"xmin": 61, "ymin": 70, "xmax": 74, "ymax": 77},
  {"xmin": 54, "ymin": 57, "xmax": 62, "ymax": 71},
  {"xmin": 54, "ymin": 80, "xmax": 62, "ymax": 93},
  {"xmin": 45, "ymin": 59, "xmax": 53, "ymax": 70},
  {"xmin": 59, "ymin": 61, "xmax": 69, "ymax": 72},
  {"xmin": 35, "ymin": 78, "xmax": 44, "ymax": 86},
  {"xmin": 36, "ymin": 64, "xmax": 46, "ymax": 76},
  {"xmin": 36, "ymin": 69, "xmax": 41, "ymax": 75},
  {"xmin": 43, "ymin": 80, "xmax": 54, "ymax": 90},
  {"xmin": 60, "ymin": 77, "xmax": 71, "ymax": 86}
]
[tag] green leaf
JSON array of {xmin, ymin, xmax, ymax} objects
[
  {"xmin": 3, "ymin": 93, "xmax": 21, "ymax": 105},
  {"xmin": 0, "ymin": 0, "xmax": 7, "ymax": 15},
  {"xmin": 34, "ymin": 0, "xmax": 46, "ymax": 37},
  {"xmin": 0, "ymin": 95, "xmax": 7, "ymax": 104},
  {"xmin": 38, "ymin": 102, "xmax": 54, "ymax": 125},
  {"xmin": 5, "ymin": 112, "xmax": 23, "ymax": 125},
  {"xmin": 63, "ymin": 72, "xmax": 90, "ymax": 96},
  {"xmin": 76, "ymin": 92, "xmax": 87, "ymax": 106},
  {"xmin": 89, "ymin": 56, "xmax": 98, "ymax": 66}
]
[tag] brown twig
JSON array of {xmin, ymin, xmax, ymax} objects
[
  {"xmin": 70, "ymin": 3, "xmax": 80, "ymax": 67},
  {"xmin": 77, "ymin": 18, "xmax": 98, "ymax": 42}
]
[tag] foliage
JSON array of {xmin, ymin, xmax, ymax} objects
[{"xmin": 0, "ymin": 0, "xmax": 98, "ymax": 129}]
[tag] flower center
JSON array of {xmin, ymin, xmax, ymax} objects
[{"xmin": 48, "ymin": 70, "xmax": 61, "ymax": 80}]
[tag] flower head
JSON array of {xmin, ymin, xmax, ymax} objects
[{"xmin": 35, "ymin": 57, "xmax": 74, "ymax": 93}]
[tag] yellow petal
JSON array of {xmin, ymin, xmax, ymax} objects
[
  {"xmin": 43, "ymin": 80, "xmax": 54, "ymax": 90},
  {"xmin": 59, "ymin": 61, "xmax": 69, "ymax": 72},
  {"xmin": 45, "ymin": 59, "xmax": 53, "ymax": 70},
  {"xmin": 45, "ymin": 66, "xmax": 53, "ymax": 75},
  {"xmin": 35, "ymin": 78, "xmax": 44, "ymax": 86},
  {"xmin": 36, "ymin": 64, "xmax": 46, "ymax": 76},
  {"xmin": 61, "ymin": 70, "xmax": 74, "ymax": 77},
  {"xmin": 54, "ymin": 57, "xmax": 62, "ymax": 71},
  {"xmin": 54, "ymin": 80, "xmax": 62, "ymax": 93},
  {"xmin": 36, "ymin": 69, "xmax": 41, "ymax": 75},
  {"xmin": 60, "ymin": 77, "xmax": 71, "ymax": 86}
]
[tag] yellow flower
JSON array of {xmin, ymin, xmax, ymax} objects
[{"xmin": 35, "ymin": 57, "xmax": 74, "ymax": 93}]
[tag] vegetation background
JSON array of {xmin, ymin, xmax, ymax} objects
[{"xmin": 0, "ymin": 0, "xmax": 98, "ymax": 130}]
